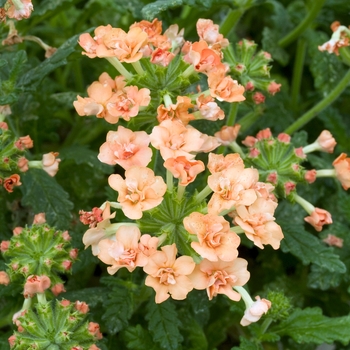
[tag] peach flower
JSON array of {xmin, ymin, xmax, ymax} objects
[
  {"xmin": 17, "ymin": 157, "xmax": 28, "ymax": 172},
  {"xmin": 267, "ymin": 82, "xmax": 281, "ymax": 95},
  {"xmin": 256, "ymin": 128, "xmax": 272, "ymax": 140},
  {"xmin": 98, "ymin": 126, "xmax": 152, "ymax": 169},
  {"xmin": 183, "ymin": 212, "xmax": 240, "ymax": 261},
  {"xmin": 207, "ymin": 153, "xmax": 243, "ymax": 174},
  {"xmin": 277, "ymin": 133, "xmax": 291, "ymax": 143},
  {"xmin": 318, "ymin": 22, "xmax": 350, "ymax": 55},
  {"xmin": 195, "ymin": 94, "xmax": 225, "ymax": 121},
  {"xmin": 79, "ymin": 207, "xmax": 104, "ymax": 228},
  {"xmin": 98, "ymin": 226, "xmax": 148, "ymax": 274},
  {"xmin": 164, "ymin": 157, "xmax": 205, "ymax": 186},
  {"xmin": 88, "ymin": 322, "xmax": 103, "ymax": 340},
  {"xmin": 189, "ymin": 258, "xmax": 250, "ymax": 301},
  {"xmin": 6, "ymin": 0, "xmax": 33, "ymax": 20},
  {"xmin": 304, "ymin": 207, "xmax": 332, "ymax": 232},
  {"xmin": 233, "ymin": 197, "xmax": 283, "ymax": 249},
  {"xmin": 208, "ymin": 69, "xmax": 245, "ymax": 102},
  {"xmin": 108, "ymin": 167, "xmax": 167, "ymax": 220},
  {"xmin": 42, "ymin": 152, "xmax": 60, "ymax": 176},
  {"xmin": 0, "ymin": 271, "xmax": 10, "ymax": 286},
  {"xmin": 74, "ymin": 301, "xmax": 90, "ymax": 314},
  {"xmin": 333, "ymin": 153, "xmax": 350, "ymax": 190},
  {"xmin": 33, "ymin": 213, "xmax": 46, "ymax": 224},
  {"xmin": 82, "ymin": 202, "xmax": 116, "ymax": 255},
  {"xmin": 156, "ymin": 96, "xmax": 194, "ymax": 125},
  {"xmin": 23, "ymin": 275, "xmax": 51, "ymax": 298},
  {"xmin": 150, "ymin": 120, "xmax": 209, "ymax": 160},
  {"xmin": 253, "ymin": 92, "xmax": 265, "ymax": 104},
  {"xmin": 303, "ymin": 130, "xmax": 337, "ymax": 154},
  {"xmin": 144, "ymin": 244, "xmax": 195, "ymax": 303},
  {"xmin": 196, "ymin": 19, "xmax": 229, "ymax": 51},
  {"xmin": 305, "ymin": 169, "xmax": 317, "ymax": 184},
  {"xmin": 242, "ymin": 135, "xmax": 258, "ymax": 147},
  {"xmin": 14, "ymin": 135, "xmax": 33, "ymax": 150},
  {"xmin": 151, "ymin": 48, "xmax": 175, "ymax": 66},
  {"xmin": 214, "ymin": 125, "xmax": 241, "ymax": 145},
  {"xmin": 3, "ymin": 174, "xmax": 21, "ymax": 192},
  {"xmin": 240, "ymin": 296, "xmax": 271, "ymax": 326},
  {"xmin": 51, "ymin": 283, "xmax": 66, "ymax": 296},
  {"xmin": 78, "ymin": 25, "xmax": 112, "ymax": 58}
]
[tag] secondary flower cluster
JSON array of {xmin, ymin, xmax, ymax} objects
[
  {"xmin": 75, "ymin": 18, "xmax": 282, "ymax": 326},
  {"xmin": 0, "ymin": 0, "xmax": 33, "ymax": 21},
  {"xmin": 0, "ymin": 108, "xmax": 60, "ymax": 193},
  {"xmin": 318, "ymin": 21, "xmax": 350, "ymax": 55}
]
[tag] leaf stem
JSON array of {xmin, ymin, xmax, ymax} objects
[
  {"xmin": 132, "ymin": 61, "xmax": 145, "ymax": 75},
  {"xmin": 340, "ymin": 47, "xmax": 350, "ymax": 66},
  {"xmin": 260, "ymin": 318, "xmax": 273, "ymax": 334},
  {"xmin": 105, "ymin": 57, "xmax": 133, "ymax": 80},
  {"xmin": 284, "ymin": 69, "xmax": 350, "ymax": 134},
  {"xmin": 227, "ymin": 102, "xmax": 239, "ymax": 126},
  {"xmin": 278, "ymin": 0, "xmax": 326, "ymax": 48},
  {"xmin": 195, "ymin": 185, "xmax": 212, "ymax": 203},
  {"xmin": 177, "ymin": 185, "xmax": 186, "ymax": 201},
  {"xmin": 238, "ymin": 106, "xmax": 263, "ymax": 133},
  {"xmin": 291, "ymin": 38, "xmax": 307, "ymax": 113},
  {"xmin": 167, "ymin": 169, "xmax": 174, "ymax": 193},
  {"xmin": 220, "ymin": 8, "xmax": 245, "ymax": 37}
]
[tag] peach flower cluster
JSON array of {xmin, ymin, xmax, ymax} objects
[
  {"xmin": 4, "ymin": 0, "xmax": 33, "ymax": 21},
  {"xmin": 318, "ymin": 21, "xmax": 350, "ymax": 55},
  {"xmin": 333, "ymin": 153, "xmax": 350, "ymax": 190},
  {"xmin": 74, "ymin": 73, "xmax": 150, "ymax": 124}
]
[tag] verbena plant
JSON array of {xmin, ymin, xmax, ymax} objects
[{"xmin": 1, "ymin": 0, "xmax": 350, "ymax": 349}]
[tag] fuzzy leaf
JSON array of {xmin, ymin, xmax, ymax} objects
[
  {"xmin": 262, "ymin": 27, "xmax": 289, "ymax": 66},
  {"xmin": 20, "ymin": 169, "xmax": 73, "ymax": 230},
  {"xmin": 31, "ymin": 0, "xmax": 73, "ymax": 16},
  {"xmin": 122, "ymin": 325, "xmax": 159, "ymax": 350},
  {"xmin": 61, "ymin": 287, "xmax": 106, "ymax": 308},
  {"xmin": 307, "ymin": 264, "xmax": 343, "ymax": 290},
  {"xmin": 101, "ymin": 277, "xmax": 135, "ymax": 335},
  {"xmin": 280, "ymin": 223, "xmax": 346, "ymax": 273},
  {"xmin": 19, "ymin": 34, "xmax": 80, "ymax": 89},
  {"xmin": 273, "ymin": 307, "xmax": 350, "ymax": 345},
  {"xmin": 231, "ymin": 337, "xmax": 262, "ymax": 350},
  {"xmin": 146, "ymin": 299, "xmax": 183, "ymax": 350},
  {"xmin": 141, "ymin": 0, "xmax": 184, "ymax": 20}
]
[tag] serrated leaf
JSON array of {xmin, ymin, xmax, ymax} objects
[
  {"xmin": 31, "ymin": 0, "xmax": 73, "ymax": 16},
  {"xmin": 19, "ymin": 34, "xmax": 80, "ymax": 89},
  {"xmin": 307, "ymin": 264, "xmax": 343, "ymax": 290},
  {"xmin": 20, "ymin": 169, "xmax": 73, "ymax": 230},
  {"xmin": 273, "ymin": 307, "xmax": 350, "ymax": 345},
  {"xmin": 122, "ymin": 325, "xmax": 159, "ymax": 350},
  {"xmin": 60, "ymin": 287, "xmax": 106, "ymax": 308},
  {"xmin": 101, "ymin": 277, "xmax": 134, "ymax": 334},
  {"xmin": 231, "ymin": 337, "xmax": 262, "ymax": 350},
  {"xmin": 262, "ymin": 27, "xmax": 289, "ymax": 66},
  {"xmin": 146, "ymin": 299, "xmax": 183, "ymax": 350},
  {"xmin": 280, "ymin": 222, "xmax": 346, "ymax": 273},
  {"xmin": 141, "ymin": 0, "xmax": 184, "ymax": 20}
]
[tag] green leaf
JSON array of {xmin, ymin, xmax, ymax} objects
[
  {"xmin": 146, "ymin": 298, "xmax": 183, "ymax": 350},
  {"xmin": 101, "ymin": 277, "xmax": 135, "ymax": 335},
  {"xmin": 141, "ymin": 0, "xmax": 184, "ymax": 21},
  {"xmin": 60, "ymin": 287, "xmax": 106, "ymax": 308},
  {"xmin": 231, "ymin": 337, "xmax": 262, "ymax": 350},
  {"xmin": 31, "ymin": 0, "xmax": 73, "ymax": 16},
  {"xmin": 280, "ymin": 222, "xmax": 346, "ymax": 273},
  {"xmin": 307, "ymin": 264, "xmax": 343, "ymax": 290},
  {"xmin": 273, "ymin": 307, "xmax": 350, "ymax": 345},
  {"xmin": 122, "ymin": 325, "xmax": 160, "ymax": 350},
  {"xmin": 19, "ymin": 34, "xmax": 80, "ymax": 89},
  {"xmin": 20, "ymin": 169, "xmax": 73, "ymax": 230},
  {"xmin": 262, "ymin": 27, "xmax": 289, "ymax": 66}
]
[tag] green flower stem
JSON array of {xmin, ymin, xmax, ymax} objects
[
  {"xmin": 293, "ymin": 193, "xmax": 314, "ymax": 214},
  {"xmin": 132, "ymin": 61, "xmax": 145, "ymax": 75},
  {"xmin": 340, "ymin": 47, "xmax": 350, "ymax": 66},
  {"xmin": 37, "ymin": 293, "xmax": 47, "ymax": 305},
  {"xmin": 284, "ymin": 69, "xmax": 350, "ymax": 134},
  {"xmin": 220, "ymin": 8, "xmax": 245, "ymax": 37},
  {"xmin": 227, "ymin": 102, "xmax": 239, "ymax": 126},
  {"xmin": 278, "ymin": 0, "xmax": 326, "ymax": 48},
  {"xmin": 105, "ymin": 57, "xmax": 133, "ymax": 80},
  {"xmin": 229, "ymin": 141, "xmax": 245, "ymax": 158},
  {"xmin": 230, "ymin": 226, "xmax": 245, "ymax": 234},
  {"xmin": 216, "ymin": 144, "xmax": 226, "ymax": 155},
  {"xmin": 22, "ymin": 297, "xmax": 32, "ymax": 311},
  {"xmin": 291, "ymin": 38, "xmax": 307, "ymax": 113},
  {"xmin": 182, "ymin": 65, "xmax": 196, "ymax": 79},
  {"xmin": 27, "ymin": 160, "xmax": 43, "ymax": 169},
  {"xmin": 109, "ymin": 202, "xmax": 122, "ymax": 209},
  {"xmin": 316, "ymin": 169, "xmax": 336, "ymax": 177},
  {"xmin": 238, "ymin": 106, "xmax": 263, "ymax": 133},
  {"xmin": 219, "ymin": 206, "xmax": 236, "ymax": 216},
  {"xmin": 11, "ymin": 0, "xmax": 24, "ymax": 10},
  {"xmin": 157, "ymin": 233, "xmax": 168, "ymax": 246},
  {"xmin": 180, "ymin": 5, "xmax": 191, "ymax": 19},
  {"xmin": 195, "ymin": 185, "xmax": 213, "ymax": 203},
  {"xmin": 163, "ymin": 94, "xmax": 173, "ymax": 108},
  {"xmin": 234, "ymin": 286, "xmax": 254, "ymax": 309},
  {"xmin": 191, "ymin": 89, "xmax": 211, "ymax": 100},
  {"xmin": 260, "ymin": 318, "xmax": 273, "ymax": 334},
  {"xmin": 177, "ymin": 185, "xmax": 186, "ymax": 201},
  {"xmin": 167, "ymin": 169, "xmax": 174, "ymax": 193}
]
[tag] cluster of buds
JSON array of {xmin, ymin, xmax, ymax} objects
[
  {"xmin": 0, "ymin": 108, "xmax": 60, "ymax": 192},
  {"xmin": 0, "ymin": 0, "xmax": 33, "ymax": 22},
  {"xmin": 0, "ymin": 213, "xmax": 78, "ymax": 288},
  {"xmin": 318, "ymin": 21, "xmax": 350, "ymax": 55},
  {"xmin": 240, "ymin": 127, "xmax": 348, "ymax": 234},
  {"xmin": 73, "ymin": 18, "xmax": 285, "ymax": 326},
  {"xmin": 9, "ymin": 299, "xmax": 102, "ymax": 349}
]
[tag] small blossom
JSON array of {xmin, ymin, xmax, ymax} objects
[
  {"xmin": 69, "ymin": 248, "xmax": 79, "ymax": 260},
  {"xmin": 0, "ymin": 271, "xmax": 10, "ymax": 285},
  {"xmin": 332, "ymin": 153, "xmax": 350, "ymax": 190},
  {"xmin": 60, "ymin": 299, "xmax": 71, "ymax": 307},
  {"xmin": 267, "ymin": 81, "xmax": 281, "ymax": 95},
  {"xmin": 33, "ymin": 213, "xmax": 46, "ymax": 224},
  {"xmin": 240, "ymin": 296, "xmax": 271, "ymax": 326},
  {"xmin": 17, "ymin": 157, "xmax": 29, "ymax": 172},
  {"xmin": 266, "ymin": 172, "xmax": 278, "ymax": 185},
  {"xmin": 8, "ymin": 335, "xmax": 16, "ymax": 348},
  {"xmin": 79, "ymin": 207, "xmax": 104, "ymax": 228},
  {"xmin": 196, "ymin": 94, "xmax": 225, "ymax": 121},
  {"xmin": 74, "ymin": 301, "xmax": 89, "ymax": 314},
  {"xmin": 294, "ymin": 147, "xmax": 306, "ymax": 159},
  {"xmin": 6, "ymin": 0, "xmax": 33, "ymax": 20},
  {"xmin": 14, "ymin": 135, "xmax": 33, "ymax": 150},
  {"xmin": 88, "ymin": 322, "xmax": 103, "ymax": 340},
  {"xmin": 3, "ymin": 174, "xmax": 21, "ymax": 192},
  {"xmin": 284, "ymin": 181, "xmax": 296, "ymax": 195},
  {"xmin": 23, "ymin": 275, "xmax": 51, "ymax": 298},
  {"xmin": 253, "ymin": 92, "xmax": 265, "ymax": 104},
  {"xmin": 196, "ymin": 19, "xmax": 229, "ymax": 51},
  {"xmin": 256, "ymin": 128, "xmax": 272, "ymax": 140},
  {"xmin": 316, "ymin": 130, "xmax": 337, "ymax": 153},
  {"xmin": 51, "ymin": 283, "xmax": 66, "ymax": 296},
  {"xmin": 242, "ymin": 136, "xmax": 257, "ymax": 148},
  {"xmin": 277, "ymin": 133, "xmax": 291, "ymax": 143},
  {"xmin": 42, "ymin": 152, "xmax": 60, "ymax": 176},
  {"xmin": 13, "ymin": 227, "xmax": 23, "ymax": 235},
  {"xmin": 157, "ymin": 96, "xmax": 194, "ymax": 125},
  {"xmin": 62, "ymin": 260, "xmax": 72, "ymax": 271},
  {"xmin": 214, "ymin": 125, "xmax": 241, "ymax": 146},
  {"xmin": 0, "ymin": 240, "xmax": 10, "ymax": 252},
  {"xmin": 305, "ymin": 169, "xmax": 317, "ymax": 184},
  {"xmin": 0, "ymin": 121, "xmax": 8, "ymax": 130},
  {"xmin": 249, "ymin": 148, "xmax": 260, "ymax": 158},
  {"xmin": 323, "ymin": 234, "xmax": 343, "ymax": 248},
  {"xmin": 144, "ymin": 244, "xmax": 195, "ymax": 303},
  {"xmin": 304, "ymin": 207, "xmax": 332, "ymax": 232},
  {"xmin": 245, "ymin": 81, "xmax": 254, "ymax": 91},
  {"xmin": 151, "ymin": 48, "xmax": 175, "ymax": 66}
]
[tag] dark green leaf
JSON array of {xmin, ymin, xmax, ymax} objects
[
  {"xmin": 273, "ymin": 307, "xmax": 350, "ymax": 345},
  {"xmin": 141, "ymin": 0, "xmax": 184, "ymax": 20},
  {"xmin": 31, "ymin": 0, "xmax": 73, "ymax": 16},
  {"xmin": 20, "ymin": 168, "xmax": 73, "ymax": 230},
  {"xmin": 60, "ymin": 287, "xmax": 106, "ymax": 308},
  {"xmin": 307, "ymin": 264, "xmax": 343, "ymax": 290},
  {"xmin": 122, "ymin": 325, "xmax": 160, "ymax": 350},
  {"xmin": 280, "ymin": 222, "xmax": 346, "ymax": 273},
  {"xmin": 231, "ymin": 337, "xmax": 262, "ymax": 350},
  {"xmin": 146, "ymin": 298, "xmax": 183, "ymax": 350},
  {"xmin": 262, "ymin": 27, "xmax": 289, "ymax": 66}
]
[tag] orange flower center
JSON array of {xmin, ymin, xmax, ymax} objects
[{"xmin": 156, "ymin": 267, "xmax": 177, "ymax": 285}]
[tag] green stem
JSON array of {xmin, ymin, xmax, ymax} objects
[
  {"xmin": 278, "ymin": 0, "xmax": 326, "ymax": 48},
  {"xmin": 182, "ymin": 65, "xmax": 196, "ymax": 79},
  {"xmin": 284, "ymin": 69, "xmax": 350, "ymax": 134},
  {"xmin": 105, "ymin": 57, "xmax": 133, "ymax": 80},
  {"xmin": 163, "ymin": 94, "xmax": 173, "ymax": 108},
  {"xmin": 37, "ymin": 293, "xmax": 47, "ymax": 305},
  {"xmin": 229, "ymin": 141, "xmax": 245, "ymax": 158},
  {"xmin": 180, "ymin": 5, "xmax": 191, "ymax": 19},
  {"xmin": 167, "ymin": 169, "xmax": 174, "ymax": 193},
  {"xmin": 230, "ymin": 226, "xmax": 245, "ymax": 234},
  {"xmin": 316, "ymin": 169, "xmax": 336, "ymax": 177},
  {"xmin": 260, "ymin": 318, "xmax": 273, "ymax": 334},
  {"xmin": 339, "ymin": 47, "xmax": 350, "ymax": 66},
  {"xmin": 195, "ymin": 185, "xmax": 213, "ymax": 203},
  {"xmin": 132, "ymin": 61, "xmax": 145, "ymax": 75},
  {"xmin": 220, "ymin": 8, "xmax": 245, "ymax": 37},
  {"xmin": 226, "ymin": 102, "xmax": 239, "ymax": 126},
  {"xmin": 177, "ymin": 185, "xmax": 186, "ymax": 201},
  {"xmin": 238, "ymin": 106, "xmax": 263, "ymax": 133},
  {"xmin": 291, "ymin": 38, "xmax": 307, "ymax": 113}
]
